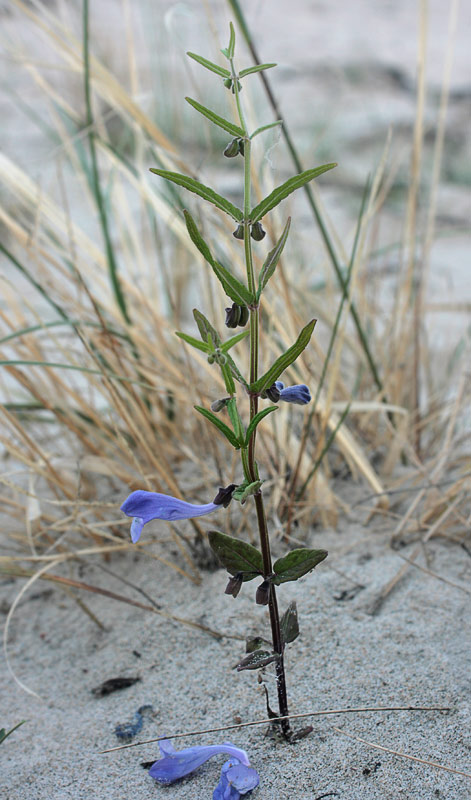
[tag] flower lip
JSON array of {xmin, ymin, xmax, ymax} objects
[
  {"xmin": 148, "ymin": 739, "xmax": 251, "ymax": 785},
  {"xmin": 120, "ymin": 490, "xmax": 221, "ymax": 543},
  {"xmin": 213, "ymin": 757, "xmax": 260, "ymax": 799}
]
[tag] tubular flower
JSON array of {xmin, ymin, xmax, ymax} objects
[
  {"xmin": 148, "ymin": 739, "xmax": 253, "ymax": 785},
  {"xmin": 275, "ymin": 380, "xmax": 311, "ymax": 405},
  {"xmin": 121, "ymin": 490, "xmax": 221, "ymax": 543},
  {"xmin": 213, "ymin": 757, "xmax": 260, "ymax": 799}
]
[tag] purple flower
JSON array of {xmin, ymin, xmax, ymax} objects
[
  {"xmin": 213, "ymin": 758, "xmax": 260, "ymax": 799},
  {"xmin": 120, "ymin": 490, "xmax": 220, "ymax": 543},
  {"xmin": 148, "ymin": 739, "xmax": 251, "ymax": 785},
  {"xmin": 275, "ymin": 381, "xmax": 311, "ymax": 405}
]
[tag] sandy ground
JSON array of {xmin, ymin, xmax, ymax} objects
[{"xmin": 1, "ymin": 506, "xmax": 470, "ymax": 799}]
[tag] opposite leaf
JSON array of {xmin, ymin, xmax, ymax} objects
[
  {"xmin": 239, "ymin": 63, "xmax": 277, "ymax": 78},
  {"xmin": 236, "ymin": 651, "xmax": 278, "ymax": 672},
  {"xmin": 193, "ymin": 308, "xmax": 221, "ymax": 348},
  {"xmin": 272, "ymin": 548, "xmax": 328, "ymax": 585},
  {"xmin": 250, "ymin": 319, "xmax": 317, "ymax": 394},
  {"xmin": 244, "ymin": 406, "xmax": 278, "ymax": 446},
  {"xmin": 257, "ymin": 217, "xmax": 291, "ymax": 299},
  {"xmin": 280, "ymin": 600, "xmax": 299, "ymax": 644},
  {"xmin": 185, "ymin": 97, "xmax": 245, "ymax": 138},
  {"xmin": 250, "ymin": 163, "xmax": 337, "ymax": 224},
  {"xmin": 186, "ymin": 51, "xmax": 231, "ymax": 79},
  {"xmin": 150, "ymin": 169, "xmax": 243, "ymax": 222},
  {"xmin": 194, "ymin": 407, "xmax": 241, "ymax": 449},
  {"xmin": 175, "ymin": 331, "xmax": 210, "ymax": 354},
  {"xmin": 208, "ymin": 530, "xmax": 263, "ymax": 580}
]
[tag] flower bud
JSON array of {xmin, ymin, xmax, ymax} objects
[
  {"xmin": 250, "ymin": 222, "xmax": 266, "ymax": 241},
  {"xmin": 223, "ymin": 138, "xmax": 240, "ymax": 158},
  {"xmin": 238, "ymin": 139, "xmax": 245, "ymax": 157},
  {"xmin": 225, "ymin": 572, "xmax": 243, "ymax": 598},
  {"xmin": 231, "ymin": 80, "xmax": 242, "ymax": 94},
  {"xmin": 255, "ymin": 579, "xmax": 270, "ymax": 606},
  {"xmin": 265, "ymin": 383, "xmax": 281, "ymax": 403},
  {"xmin": 213, "ymin": 483, "xmax": 237, "ymax": 507},
  {"xmin": 223, "ymin": 77, "xmax": 233, "ymax": 90},
  {"xmin": 225, "ymin": 303, "xmax": 241, "ymax": 328},
  {"xmin": 232, "ymin": 224, "xmax": 244, "ymax": 240},
  {"xmin": 210, "ymin": 397, "xmax": 230, "ymax": 413},
  {"xmin": 215, "ymin": 352, "xmax": 227, "ymax": 366},
  {"xmin": 207, "ymin": 353, "xmax": 215, "ymax": 364}
]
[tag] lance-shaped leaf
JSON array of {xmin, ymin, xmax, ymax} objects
[
  {"xmin": 220, "ymin": 362, "xmax": 235, "ymax": 395},
  {"xmin": 224, "ymin": 352, "xmax": 249, "ymax": 388},
  {"xmin": 250, "ymin": 163, "xmax": 337, "ymax": 224},
  {"xmin": 250, "ymin": 319, "xmax": 317, "ymax": 394},
  {"xmin": 280, "ymin": 600, "xmax": 299, "ymax": 644},
  {"xmin": 226, "ymin": 398, "xmax": 244, "ymax": 443},
  {"xmin": 256, "ymin": 217, "xmax": 291, "ymax": 300},
  {"xmin": 239, "ymin": 63, "xmax": 277, "ymax": 78},
  {"xmin": 208, "ymin": 530, "xmax": 263, "ymax": 580},
  {"xmin": 221, "ymin": 330, "xmax": 250, "ymax": 352},
  {"xmin": 186, "ymin": 51, "xmax": 231, "ymax": 79},
  {"xmin": 175, "ymin": 331, "xmax": 211, "ymax": 354},
  {"xmin": 193, "ymin": 309, "xmax": 221, "ymax": 348},
  {"xmin": 244, "ymin": 406, "xmax": 278, "ymax": 446},
  {"xmin": 250, "ymin": 120, "xmax": 283, "ymax": 140},
  {"xmin": 185, "ymin": 97, "xmax": 245, "ymax": 138},
  {"xmin": 194, "ymin": 407, "xmax": 241, "ymax": 449},
  {"xmin": 236, "ymin": 651, "xmax": 278, "ymax": 672},
  {"xmin": 272, "ymin": 548, "xmax": 328, "ymax": 585},
  {"xmin": 150, "ymin": 169, "xmax": 243, "ymax": 222},
  {"xmin": 183, "ymin": 210, "xmax": 252, "ymax": 304}
]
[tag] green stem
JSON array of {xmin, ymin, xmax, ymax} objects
[{"xmin": 231, "ymin": 57, "xmax": 291, "ymax": 737}]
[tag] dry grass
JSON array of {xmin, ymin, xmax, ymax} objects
[{"xmin": 0, "ymin": 0, "xmax": 469, "ymax": 612}]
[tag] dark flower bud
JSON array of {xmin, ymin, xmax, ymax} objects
[
  {"xmin": 213, "ymin": 483, "xmax": 237, "ymax": 508},
  {"xmin": 225, "ymin": 572, "xmax": 243, "ymax": 598},
  {"xmin": 223, "ymin": 77, "xmax": 233, "ymax": 90},
  {"xmin": 225, "ymin": 303, "xmax": 241, "ymax": 328},
  {"xmin": 207, "ymin": 353, "xmax": 216, "ymax": 364},
  {"xmin": 231, "ymin": 80, "xmax": 243, "ymax": 94},
  {"xmin": 250, "ymin": 222, "xmax": 266, "ymax": 241},
  {"xmin": 233, "ymin": 224, "xmax": 244, "ymax": 240},
  {"xmin": 223, "ymin": 138, "xmax": 240, "ymax": 158},
  {"xmin": 215, "ymin": 352, "xmax": 227, "ymax": 366},
  {"xmin": 210, "ymin": 397, "xmax": 230, "ymax": 413},
  {"xmin": 265, "ymin": 383, "xmax": 281, "ymax": 403},
  {"xmin": 238, "ymin": 139, "xmax": 245, "ymax": 157},
  {"xmin": 255, "ymin": 579, "xmax": 271, "ymax": 606},
  {"xmin": 238, "ymin": 304, "xmax": 249, "ymax": 326}
]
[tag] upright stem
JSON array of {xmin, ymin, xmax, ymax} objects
[{"xmin": 231, "ymin": 62, "xmax": 291, "ymax": 737}]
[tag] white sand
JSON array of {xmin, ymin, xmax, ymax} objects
[{"xmin": 1, "ymin": 509, "xmax": 470, "ymax": 799}]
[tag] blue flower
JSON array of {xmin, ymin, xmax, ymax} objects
[
  {"xmin": 120, "ymin": 490, "xmax": 221, "ymax": 543},
  {"xmin": 213, "ymin": 757, "xmax": 260, "ymax": 799},
  {"xmin": 275, "ymin": 381, "xmax": 311, "ymax": 405},
  {"xmin": 148, "ymin": 739, "xmax": 253, "ymax": 785}
]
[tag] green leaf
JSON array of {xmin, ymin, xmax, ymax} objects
[
  {"xmin": 257, "ymin": 217, "xmax": 291, "ymax": 300},
  {"xmin": 226, "ymin": 398, "xmax": 244, "ymax": 442},
  {"xmin": 185, "ymin": 97, "xmax": 245, "ymax": 138},
  {"xmin": 194, "ymin": 406, "xmax": 240, "ymax": 448},
  {"xmin": 221, "ymin": 330, "xmax": 250, "ymax": 352},
  {"xmin": 272, "ymin": 548, "xmax": 328, "ymax": 585},
  {"xmin": 224, "ymin": 352, "xmax": 249, "ymax": 388},
  {"xmin": 150, "ymin": 169, "xmax": 243, "ymax": 222},
  {"xmin": 175, "ymin": 331, "xmax": 210, "ymax": 354},
  {"xmin": 239, "ymin": 63, "xmax": 277, "ymax": 78},
  {"xmin": 193, "ymin": 309, "xmax": 221, "ymax": 348},
  {"xmin": 0, "ymin": 720, "xmax": 26, "ymax": 744},
  {"xmin": 237, "ymin": 480, "xmax": 263, "ymax": 504},
  {"xmin": 227, "ymin": 21, "xmax": 236, "ymax": 58},
  {"xmin": 280, "ymin": 600, "xmax": 299, "ymax": 644},
  {"xmin": 220, "ymin": 362, "xmax": 235, "ymax": 395},
  {"xmin": 250, "ymin": 163, "xmax": 337, "ymax": 223},
  {"xmin": 183, "ymin": 210, "xmax": 251, "ymax": 304},
  {"xmin": 250, "ymin": 319, "xmax": 317, "ymax": 394},
  {"xmin": 250, "ymin": 120, "xmax": 283, "ymax": 140},
  {"xmin": 236, "ymin": 651, "xmax": 277, "ymax": 671},
  {"xmin": 186, "ymin": 51, "xmax": 231, "ymax": 78},
  {"xmin": 245, "ymin": 636, "xmax": 271, "ymax": 653},
  {"xmin": 208, "ymin": 530, "xmax": 264, "ymax": 580},
  {"xmin": 244, "ymin": 406, "xmax": 278, "ymax": 446}
]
